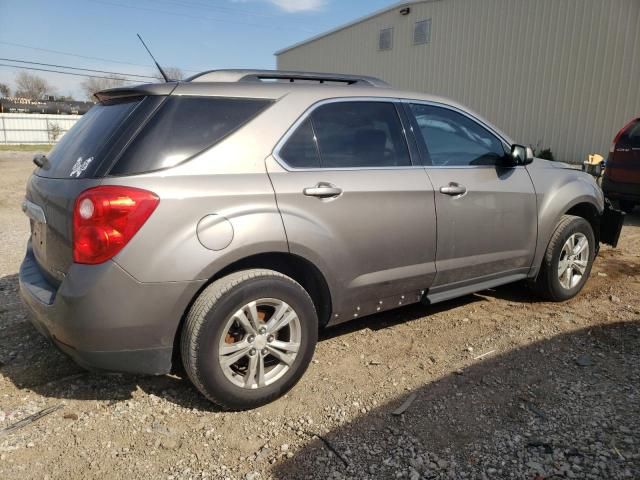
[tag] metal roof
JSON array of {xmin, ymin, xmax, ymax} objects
[{"xmin": 274, "ymin": 1, "xmax": 432, "ymax": 56}]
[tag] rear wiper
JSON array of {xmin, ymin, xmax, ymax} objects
[{"xmin": 33, "ymin": 153, "xmax": 49, "ymax": 168}]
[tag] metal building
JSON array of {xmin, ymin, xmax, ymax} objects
[{"xmin": 276, "ymin": 0, "xmax": 640, "ymax": 163}]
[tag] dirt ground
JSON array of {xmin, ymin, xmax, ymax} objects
[{"xmin": 0, "ymin": 152, "xmax": 638, "ymax": 480}]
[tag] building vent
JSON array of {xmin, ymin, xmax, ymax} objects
[
  {"xmin": 379, "ymin": 27, "xmax": 393, "ymax": 51},
  {"xmin": 414, "ymin": 19, "xmax": 432, "ymax": 45}
]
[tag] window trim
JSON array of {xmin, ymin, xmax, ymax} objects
[
  {"xmin": 273, "ymin": 97, "xmax": 423, "ymax": 172},
  {"xmin": 401, "ymin": 99, "xmax": 514, "ymax": 169},
  {"xmin": 378, "ymin": 27, "xmax": 394, "ymax": 51},
  {"xmin": 413, "ymin": 19, "xmax": 432, "ymax": 46}
]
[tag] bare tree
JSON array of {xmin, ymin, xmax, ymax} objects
[
  {"xmin": 14, "ymin": 72, "xmax": 54, "ymax": 100},
  {"xmin": 80, "ymin": 76, "xmax": 126, "ymax": 100},
  {"xmin": 0, "ymin": 82, "xmax": 10, "ymax": 98},
  {"xmin": 155, "ymin": 66, "xmax": 184, "ymax": 81}
]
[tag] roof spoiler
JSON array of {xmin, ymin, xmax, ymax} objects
[
  {"xmin": 93, "ymin": 82, "xmax": 178, "ymax": 103},
  {"xmin": 186, "ymin": 69, "xmax": 390, "ymax": 87}
]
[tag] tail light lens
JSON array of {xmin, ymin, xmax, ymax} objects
[{"xmin": 73, "ymin": 186, "xmax": 159, "ymax": 264}]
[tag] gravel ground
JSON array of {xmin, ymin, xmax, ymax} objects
[{"xmin": 0, "ymin": 152, "xmax": 638, "ymax": 480}]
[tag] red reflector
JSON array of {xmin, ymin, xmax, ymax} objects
[{"xmin": 73, "ymin": 186, "xmax": 159, "ymax": 264}]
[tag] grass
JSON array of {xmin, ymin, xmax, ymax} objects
[{"xmin": 0, "ymin": 144, "xmax": 53, "ymax": 152}]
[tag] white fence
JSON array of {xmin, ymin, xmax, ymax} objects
[{"xmin": 0, "ymin": 113, "xmax": 81, "ymax": 144}]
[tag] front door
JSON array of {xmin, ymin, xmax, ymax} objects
[
  {"xmin": 267, "ymin": 100, "xmax": 437, "ymax": 319},
  {"xmin": 406, "ymin": 102, "xmax": 537, "ymax": 292}
]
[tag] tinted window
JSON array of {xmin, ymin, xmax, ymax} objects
[
  {"xmin": 39, "ymin": 98, "xmax": 143, "ymax": 178},
  {"xmin": 111, "ymin": 96, "xmax": 272, "ymax": 175},
  {"xmin": 279, "ymin": 118, "xmax": 320, "ymax": 168},
  {"xmin": 621, "ymin": 121, "xmax": 640, "ymax": 148},
  {"xmin": 311, "ymin": 102, "xmax": 411, "ymax": 168},
  {"xmin": 410, "ymin": 104, "xmax": 507, "ymax": 166}
]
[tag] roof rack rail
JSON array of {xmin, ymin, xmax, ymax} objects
[{"xmin": 186, "ymin": 69, "xmax": 389, "ymax": 87}]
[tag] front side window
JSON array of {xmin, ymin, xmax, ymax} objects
[
  {"xmin": 310, "ymin": 101, "xmax": 411, "ymax": 168},
  {"xmin": 409, "ymin": 104, "xmax": 507, "ymax": 166}
]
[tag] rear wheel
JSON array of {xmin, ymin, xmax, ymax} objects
[
  {"xmin": 533, "ymin": 215, "xmax": 595, "ymax": 301},
  {"xmin": 181, "ymin": 269, "xmax": 318, "ymax": 410}
]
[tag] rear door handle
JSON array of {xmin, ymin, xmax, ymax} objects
[
  {"xmin": 439, "ymin": 183, "xmax": 467, "ymax": 196},
  {"xmin": 303, "ymin": 183, "xmax": 343, "ymax": 199}
]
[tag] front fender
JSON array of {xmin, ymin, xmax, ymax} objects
[{"xmin": 528, "ymin": 162, "xmax": 604, "ymax": 277}]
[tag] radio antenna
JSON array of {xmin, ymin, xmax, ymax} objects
[{"xmin": 136, "ymin": 34, "xmax": 169, "ymax": 82}]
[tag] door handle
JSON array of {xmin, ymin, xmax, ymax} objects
[
  {"xmin": 303, "ymin": 183, "xmax": 343, "ymax": 199},
  {"xmin": 439, "ymin": 183, "xmax": 467, "ymax": 196}
]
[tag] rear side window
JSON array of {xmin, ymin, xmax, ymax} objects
[
  {"xmin": 110, "ymin": 97, "xmax": 272, "ymax": 175},
  {"xmin": 310, "ymin": 102, "xmax": 411, "ymax": 168},
  {"xmin": 279, "ymin": 118, "xmax": 320, "ymax": 168},
  {"xmin": 39, "ymin": 98, "xmax": 143, "ymax": 178},
  {"xmin": 619, "ymin": 121, "xmax": 640, "ymax": 148}
]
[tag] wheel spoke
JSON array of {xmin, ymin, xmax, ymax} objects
[
  {"xmin": 245, "ymin": 354, "xmax": 258, "ymax": 388},
  {"xmin": 269, "ymin": 339, "xmax": 300, "ymax": 353},
  {"xmin": 573, "ymin": 259, "xmax": 587, "ymax": 274},
  {"xmin": 233, "ymin": 309, "xmax": 258, "ymax": 335},
  {"xmin": 257, "ymin": 353, "xmax": 266, "ymax": 388},
  {"xmin": 574, "ymin": 236, "xmax": 588, "ymax": 255},
  {"xmin": 221, "ymin": 344, "xmax": 252, "ymax": 367},
  {"xmin": 558, "ymin": 258, "xmax": 569, "ymax": 275},
  {"xmin": 266, "ymin": 345, "xmax": 295, "ymax": 366},
  {"xmin": 220, "ymin": 339, "xmax": 250, "ymax": 356},
  {"xmin": 247, "ymin": 301, "xmax": 262, "ymax": 332},
  {"xmin": 266, "ymin": 309, "xmax": 297, "ymax": 334}
]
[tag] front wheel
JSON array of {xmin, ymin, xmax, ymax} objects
[
  {"xmin": 533, "ymin": 215, "xmax": 595, "ymax": 301},
  {"xmin": 181, "ymin": 269, "xmax": 318, "ymax": 410}
]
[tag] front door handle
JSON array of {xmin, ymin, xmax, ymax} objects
[
  {"xmin": 303, "ymin": 183, "xmax": 343, "ymax": 199},
  {"xmin": 439, "ymin": 183, "xmax": 467, "ymax": 196}
]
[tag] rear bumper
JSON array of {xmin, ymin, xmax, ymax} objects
[
  {"xmin": 602, "ymin": 176, "xmax": 640, "ymax": 203},
  {"xmin": 19, "ymin": 244, "xmax": 203, "ymax": 375}
]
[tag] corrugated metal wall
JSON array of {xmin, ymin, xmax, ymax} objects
[
  {"xmin": 0, "ymin": 113, "xmax": 81, "ymax": 144},
  {"xmin": 277, "ymin": 0, "xmax": 640, "ymax": 163}
]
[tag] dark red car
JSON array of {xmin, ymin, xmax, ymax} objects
[{"xmin": 603, "ymin": 117, "xmax": 640, "ymax": 213}]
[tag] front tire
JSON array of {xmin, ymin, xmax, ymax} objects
[
  {"xmin": 181, "ymin": 269, "xmax": 318, "ymax": 410},
  {"xmin": 533, "ymin": 215, "xmax": 595, "ymax": 301}
]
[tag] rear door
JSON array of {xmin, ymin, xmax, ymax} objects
[
  {"xmin": 405, "ymin": 102, "xmax": 537, "ymax": 295},
  {"xmin": 266, "ymin": 99, "xmax": 437, "ymax": 319}
]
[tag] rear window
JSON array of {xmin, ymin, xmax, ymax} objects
[
  {"xmin": 39, "ymin": 98, "xmax": 143, "ymax": 178},
  {"xmin": 110, "ymin": 96, "xmax": 272, "ymax": 175},
  {"xmin": 620, "ymin": 121, "xmax": 640, "ymax": 148}
]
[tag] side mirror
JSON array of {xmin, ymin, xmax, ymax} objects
[{"xmin": 510, "ymin": 144, "xmax": 534, "ymax": 165}]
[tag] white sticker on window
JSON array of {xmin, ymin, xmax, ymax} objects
[{"xmin": 70, "ymin": 156, "xmax": 93, "ymax": 178}]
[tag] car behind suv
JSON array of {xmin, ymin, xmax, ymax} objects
[
  {"xmin": 603, "ymin": 117, "xmax": 640, "ymax": 213},
  {"xmin": 20, "ymin": 70, "xmax": 624, "ymax": 409}
]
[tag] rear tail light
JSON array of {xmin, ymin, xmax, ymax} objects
[
  {"xmin": 73, "ymin": 186, "xmax": 159, "ymax": 264},
  {"xmin": 610, "ymin": 118, "xmax": 638, "ymax": 154}
]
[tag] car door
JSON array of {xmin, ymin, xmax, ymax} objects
[
  {"xmin": 266, "ymin": 99, "xmax": 437, "ymax": 321},
  {"xmin": 405, "ymin": 102, "xmax": 537, "ymax": 297}
]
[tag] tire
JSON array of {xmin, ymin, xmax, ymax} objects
[
  {"xmin": 533, "ymin": 215, "xmax": 595, "ymax": 302},
  {"xmin": 619, "ymin": 200, "xmax": 635, "ymax": 214},
  {"xmin": 181, "ymin": 269, "xmax": 318, "ymax": 410}
]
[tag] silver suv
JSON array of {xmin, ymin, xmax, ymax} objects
[{"xmin": 19, "ymin": 70, "xmax": 624, "ymax": 409}]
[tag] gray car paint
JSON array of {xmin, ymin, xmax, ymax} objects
[{"xmin": 19, "ymin": 72, "xmax": 607, "ymax": 375}]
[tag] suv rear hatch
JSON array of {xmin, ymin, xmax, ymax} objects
[
  {"xmin": 24, "ymin": 83, "xmax": 273, "ymax": 285},
  {"xmin": 607, "ymin": 118, "xmax": 640, "ymax": 184}
]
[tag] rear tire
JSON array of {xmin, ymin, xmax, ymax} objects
[
  {"xmin": 181, "ymin": 269, "xmax": 318, "ymax": 410},
  {"xmin": 533, "ymin": 215, "xmax": 595, "ymax": 302}
]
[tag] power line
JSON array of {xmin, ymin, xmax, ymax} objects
[
  {"xmin": 0, "ymin": 64, "xmax": 143, "ymax": 83},
  {"xmin": 0, "ymin": 40, "xmax": 202, "ymax": 73},
  {"xmin": 0, "ymin": 58, "xmax": 157, "ymax": 79}
]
